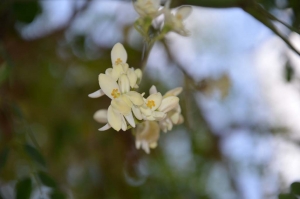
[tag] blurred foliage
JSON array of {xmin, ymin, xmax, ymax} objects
[{"xmin": 0, "ymin": 0, "xmax": 299, "ymax": 198}]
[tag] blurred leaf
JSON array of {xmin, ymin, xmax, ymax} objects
[
  {"xmin": 0, "ymin": 192, "xmax": 3, "ymax": 199},
  {"xmin": 291, "ymin": 182, "xmax": 300, "ymax": 195},
  {"xmin": 13, "ymin": 1, "xmax": 41, "ymax": 23},
  {"xmin": 0, "ymin": 63, "xmax": 10, "ymax": 85},
  {"xmin": 278, "ymin": 193, "xmax": 297, "ymax": 199},
  {"xmin": 285, "ymin": 63, "xmax": 294, "ymax": 82},
  {"xmin": 15, "ymin": 177, "xmax": 32, "ymax": 199},
  {"xmin": 37, "ymin": 171, "xmax": 57, "ymax": 188},
  {"xmin": 24, "ymin": 144, "xmax": 46, "ymax": 167},
  {"xmin": 0, "ymin": 147, "xmax": 9, "ymax": 170},
  {"xmin": 50, "ymin": 190, "xmax": 66, "ymax": 199},
  {"xmin": 198, "ymin": 74, "xmax": 231, "ymax": 99}
]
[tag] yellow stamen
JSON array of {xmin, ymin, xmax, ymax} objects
[
  {"xmin": 176, "ymin": 14, "xmax": 182, "ymax": 20},
  {"xmin": 115, "ymin": 58, "xmax": 122, "ymax": 65},
  {"xmin": 111, "ymin": 89, "xmax": 121, "ymax": 98},
  {"xmin": 145, "ymin": 0, "xmax": 152, "ymax": 5},
  {"xmin": 146, "ymin": 100, "xmax": 155, "ymax": 109}
]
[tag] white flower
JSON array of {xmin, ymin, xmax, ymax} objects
[
  {"xmin": 134, "ymin": 0, "xmax": 161, "ymax": 18},
  {"xmin": 88, "ymin": 43, "xmax": 141, "ymax": 99},
  {"xmin": 164, "ymin": 6, "xmax": 192, "ymax": 36},
  {"xmin": 135, "ymin": 121, "xmax": 160, "ymax": 154},
  {"xmin": 96, "ymin": 74, "xmax": 144, "ymax": 131},
  {"xmin": 140, "ymin": 92, "xmax": 166, "ymax": 121},
  {"xmin": 150, "ymin": 85, "xmax": 183, "ymax": 132}
]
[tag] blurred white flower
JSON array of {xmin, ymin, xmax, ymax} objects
[
  {"xmin": 135, "ymin": 121, "xmax": 160, "ymax": 154},
  {"xmin": 164, "ymin": 6, "xmax": 192, "ymax": 36},
  {"xmin": 134, "ymin": 0, "xmax": 161, "ymax": 18}
]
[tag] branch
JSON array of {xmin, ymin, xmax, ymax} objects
[{"xmin": 244, "ymin": 4, "xmax": 300, "ymax": 56}]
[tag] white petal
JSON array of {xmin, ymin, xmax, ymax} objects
[
  {"xmin": 126, "ymin": 91, "xmax": 144, "ymax": 106},
  {"xmin": 121, "ymin": 115, "xmax": 127, "ymax": 131},
  {"xmin": 88, "ymin": 89, "xmax": 105, "ymax": 98},
  {"xmin": 132, "ymin": 105, "xmax": 143, "ymax": 120},
  {"xmin": 98, "ymin": 123, "xmax": 111, "ymax": 131},
  {"xmin": 111, "ymin": 98, "xmax": 132, "ymax": 115},
  {"xmin": 111, "ymin": 64, "xmax": 124, "ymax": 81},
  {"xmin": 107, "ymin": 106, "xmax": 122, "ymax": 131},
  {"xmin": 122, "ymin": 63, "xmax": 129, "ymax": 73},
  {"xmin": 135, "ymin": 69, "xmax": 142, "ymax": 84},
  {"xmin": 136, "ymin": 141, "xmax": 141, "ymax": 149},
  {"xmin": 93, "ymin": 109, "xmax": 108, "ymax": 123},
  {"xmin": 170, "ymin": 112, "xmax": 180, "ymax": 124},
  {"xmin": 147, "ymin": 92, "xmax": 162, "ymax": 110},
  {"xmin": 149, "ymin": 85, "xmax": 158, "ymax": 94},
  {"xmin": 125, "ymin": 112, "xmax": 135, "ymax": 128},
  {"xmin": 158, "ymin": 96, "xmax": 179, "ymax": 113},
  {"xmin": 111, "ymin": 43, "xmax": 127, "ymax": 65},
  {"xmin": 176, "ymin": 6, "xmax": 192, "ymax": 20},
  {"xmin": 153, "ymin": 111, "xmax": 166, "ymax": 120},
  {"xmin": 140, "ymin": 106, "xmax": 152, "ymax": 116},
  {"xmin": 127, "ymin": 68, "xmax": 137, "ymax": 88},
  {"xmin": 164, "ymin": 87, "xmax": 182, "ymax": 97},
  {"xmin": 105, "ymin": 68, "xmax": 113, "ymax": 76},
  {"xmin": 99, "ymin": 74, "xmax": 120, "ymax": 99},
  {"xmin": 118, "ymin": 74, "xmax": 130, "ymax": 94},
  {"xmin": 142, "ymin": 141, "xmax": 150, "ymax": 154}
]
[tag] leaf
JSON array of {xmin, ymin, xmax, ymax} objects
[
  {"xmin": 15, "ymin": 177, "xmax": 32, "ymax": 199},
  {"xmin": 285, "ymin": 63, "xmax": 294, "ymax": 82},
  {"xmin": 0, "ymin": 63, "xmax": 10, "ymax": 85},
  {"xmin": 24, "ymin": 144, "xmax": 46, "ymax": 167},
  {"xmin": 0, "ymin": 147, "xmax": 9, "ymax": 170},
  {"xmin": 50, "ymin": 190, "xmax": 66, "ymax": 199},
  {"xmin": 291, "ymin": 182, "xmax": 300, "ymax": 195},
  {"xmin": 13, "ymin": 1, "xmax": 41, "ymax": 23},
  {"xmin": 37, "ymin": 171, "xmax": 57, "ymax": 188},
  {"xmin": 278, "ymin": 193, "xmax": 297, "ymax": 199}
]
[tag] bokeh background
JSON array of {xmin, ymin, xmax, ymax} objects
[{"xmin": 1, "ymin": 0, "xmax": 300, "ymax": 198}]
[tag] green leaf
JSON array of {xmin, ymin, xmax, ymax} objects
[
  {"xmin": 0, "ymin": 63, "xmax": 10, "ymax": 85},
  {"xmin": 50, "ymin": 190, "xmax": 66, "ymax": 199},
  {"xmin": 278, "ymin": 193, "xmax": 297, "ymax": 199},
  {"xmin": 0, "ymin": 147, "xmax": 9, "ymax": 170},
  {"xmin": 291, "ymin": 182, "xmax": 300, "ymax": 195},
  {"xmin": 285, "ymin": 63, "xmax": 294, "ymax": 82},
  {"xmin": 24, "ymin": 144, "xmax": 46, "ymax": 167},
  {"xmin": 13, "ymin": 1, "xmax": 41, "ymax": 23},
  {"xmin": 37, "ymin": 171, "xmax": 57, "ymax": 188},
  {"xmin": 15, "ymin": 177, "xmax": 32, "ymax": 199}
]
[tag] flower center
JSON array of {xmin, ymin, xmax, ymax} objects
[
  {"xmin": 176, "ymin": 14, "xmax": 182, "ymax": 20},
  {"xmin": 115, "ymin": 58, "xmax": 122, "ymax": 65},
  {"xmin": 111, "ymin": 89, "xmax": 121, "ymax": 98},
  {"xmin": 146, "ymin": 100, "xmax": 155, "ymax": 109},
  {"xmin": 146, "ymin": 1, "xmax": 152, "ymax": 5}
]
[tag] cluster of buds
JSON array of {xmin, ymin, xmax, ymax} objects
[
  {"xmin": 89, "ymin": 43, "xmax": 184, "ymax": 153},
  {"xmin": 133, "ymin": 0, "xmax": 193, "ymax": 38}
]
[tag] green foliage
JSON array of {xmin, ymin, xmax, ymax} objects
[
  {"xmin": 37, "ymin": 171, "xmax": 57, "ymax": 188},
  {"xmin": 12, "ymin": 1, "xmax": 41, "ymax": 23},
  {"xmin": 50, "ymin": 190, "xmax": 66, "ymax": 199},
  {"xmin": 291, "ymin": 182, "xmax": 300, "ymax": 195},
  {"xmin": 0, "ymin": 63, "xmax": 11, "ymax": 85},
  {"xmin": 15, "ymin": 177, "xmax": 32, "ymax": 199},
  {"xmin": 278, "ymin": 193, "xmax": 297, "ymax": 199},
  {"xmin": 24, "ymin": 144, "xmax": 46, "ymax": 167},
  {"xmin": 0, "ymin": 147, "xmax": 9, "ymax": 170},
  {"xmin": 285, "ymin": 63, "xmax": 294, "ymax": 82}
]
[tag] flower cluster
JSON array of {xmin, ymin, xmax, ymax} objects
[
  {"xmin": 89, "ymin": 43, "xmax": 183, "ymax": 153},
  {"xmin": 133, "ymin": 0, "xmax": 193, "ymax": 37}
]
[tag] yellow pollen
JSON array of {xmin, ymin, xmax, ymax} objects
[
  {"xmin": 115, "ymin": 58, "xmax": 122, "ymax": 65},
  {"xmin": 111, "ymin": 89, "xmax": 121, "ymax": 98},
  {"xmin": 176, "ymin": 14, "xmax": 182, "ymax": 20},
  {"xmin": 145, "ymin": 1, "xmax": 152, "ymax": 5},
  {"xmin": 146, "ymin": 100, "xmax": 155, "ymax": 109}
]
